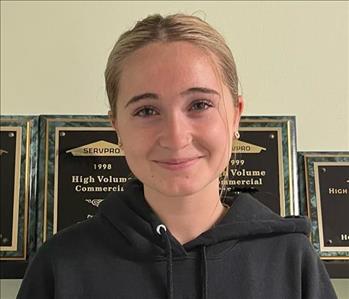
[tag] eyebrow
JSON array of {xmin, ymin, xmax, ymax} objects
[
  {"xmin": 124, "ymin": 93, "xmax": 158, "ymax": 108},
  {"xmin": 180, "ymin": 87, "xmax": 220, "ymax": 97},
  {"xmin": 124, "ymin": 87, "xmax": 220, "ymax": 108}
]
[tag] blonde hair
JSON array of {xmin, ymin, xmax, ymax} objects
[{"xmin": 105, "ymin": 13, "xmax": 239, "ymax": 118}]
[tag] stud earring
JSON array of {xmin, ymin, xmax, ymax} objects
[
  {"xmin": 234, "ymin": 131, "xmax": 240, "ymax": 139},
  {"xmin": 117, "ymin": 135, "xmax": 123, "ymax": 148}
]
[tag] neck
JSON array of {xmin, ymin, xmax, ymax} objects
[{"xmin": 143, "ymin": 180, "xmax": 227, "ymax": 245}]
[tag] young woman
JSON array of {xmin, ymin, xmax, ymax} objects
[{"xmin": 18, "ymin": 14, "xmax": 337, "ymax": 299}]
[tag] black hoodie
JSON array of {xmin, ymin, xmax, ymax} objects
[{"xmin": 18, "ymin": 178, "xmax": 337, "ymax": 299}]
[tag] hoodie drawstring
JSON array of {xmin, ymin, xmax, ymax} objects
[
  {"xmin": 156, "ymin": 224, "xmax": 208, "ymax": 299},
  {"xmin": 156, "ymin": 224, "xmax": 174, "ymax": 299},
  {"xmin": 201, "ymin": 246, "xmax": 208, "ymax": 299}
]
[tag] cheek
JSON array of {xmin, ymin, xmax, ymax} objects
[
  {"xmin": 122, "ymin": 139, "xmax": 149, "ymax": 178},
  {"xmin": 207, "ymin": 113, "xmax": 232, "ymax": 160},
  {"xmin": 195, "ymin": 114, "xmax": 230, "ymax": 162},
  {"xmin": 205, "ymin": 112, "xmax": 229, "ymax": 141},
  {"xmin": 120, "ymin": 124, "xmax": 156, "ymax": 158}
]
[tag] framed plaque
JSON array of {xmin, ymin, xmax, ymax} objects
[
  {"xmin": 220, "ymin": 116, "xmax": 298, "ymax": 216},
  {"xmin": 37, "ymin": 115, "xmax": 132, "ymax": 248},
  {"xmin": 298, "ymin": 152, "xmax": 349, "ymax": 260},
  {"xmin": 0, "ymin": 116, "xmax": 38, "ymax": 278}
]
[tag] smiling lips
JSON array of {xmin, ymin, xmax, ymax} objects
[{"xmin": 154, "ymin": 157, "xmax": 202, "ymax": 170}]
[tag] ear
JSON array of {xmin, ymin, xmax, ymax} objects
[
  {"xmin": 108, "ymin": 110, "xmax": 118, "ymax": 133},
  {"xmin": 233, "ymin": 95, "xmax": 244, "ymax": 132}
]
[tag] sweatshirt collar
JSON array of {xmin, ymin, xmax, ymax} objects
[{"xmin": 98, "ymin": 178, "xmax": 310, "ymax": 258}]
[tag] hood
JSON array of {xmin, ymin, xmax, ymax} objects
[
  {"xmin": 98, "ymin": 178, "xmax": 310, "ymax": 257},
  {"xmin": 98, "ymin": 178, "xmax": 310, "ymax": 299}
]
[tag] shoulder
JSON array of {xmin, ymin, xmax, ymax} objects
[
  {"xmin": 35, "ymin": 214, "xmax": 113, "ymax": 259},
  {"xmin": 270, "ymin": 231, "xmax": 312, "ymax": 249},
  {"xmin": 262, "ymin": 231, "xmax": 314, "ymax": 255},
  {"xmin": 237, "ymin": 230, "xmax": 316, "ymax": 265}
]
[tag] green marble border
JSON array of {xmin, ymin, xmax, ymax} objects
[
  {"xmin": 0, "ymin": 115, "xmax": 38, "ymax": 260},
  {"xmin": 297, "ymin": 152, "xmax": 307, "ymax": 216},
  {"xmin": 37, "ymin": 115, "xmax": 114, "ymax": 248},
  {"xmin": 239, "ymin": 116, "xmax": 298, "ymax": 216},
  {"xmin": 298, "ymin": 152, "xmax": 349, "ymax": 259}
]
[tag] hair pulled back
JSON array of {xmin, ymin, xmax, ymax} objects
[{"xmin": 105, "ymin": 13, "xmax": 239, "ymax": 118}]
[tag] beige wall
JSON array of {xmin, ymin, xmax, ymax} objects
[{"xmin": 1, "ymin": 1, "xmax": 348, "ymax": 298}]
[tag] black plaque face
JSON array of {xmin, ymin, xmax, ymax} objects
[
  {"xmin": 37, "ymin": 116, "xmax": 133, "ymax": 245},
  {"xmin": 301, "ymin": 152, "xmax": 349, "ymax": 260},
  {"xmin": 0, "ymin": 116, "xmax": 38, "ymax": 272},
  {"xmin": 0, "ymin": 128, "xmax": 20, "ymax": 250},
  {"xmin": 315, "ymin": 163, "xmax": 349, "ymax": 250},
  {"xmin": 233, "ymin": 129, "xmax": 281, "ymax": 214},
  {"xmin": 220, "ymin": 116, "xmax": 297, "ymax": 216},
  {"xmin": 56, "ymin": 128, "xmax": 130, "ymax": 232}
]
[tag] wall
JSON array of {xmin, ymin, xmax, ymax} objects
[{"xmin": 1, "ymin": 1, "xmax": 348, "ymax": 298}]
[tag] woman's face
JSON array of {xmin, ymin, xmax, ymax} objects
[{"xmin": 112, "ymin": 41, "xmax": 242, "ymax": 197}]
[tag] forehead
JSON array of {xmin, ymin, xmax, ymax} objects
[{"xmin": 118, "ymin": 41, "xmax": 224, "ymax": 96}]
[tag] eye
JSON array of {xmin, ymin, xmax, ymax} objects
[
  {"xmin": 133, "ymin": 106, "xmax": 159, "ymax": 117},
  {"xmin": 190, "ymin": 100, "xmax": 214, "ymax": 111}
]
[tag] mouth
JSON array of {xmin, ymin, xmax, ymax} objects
[{"xmin": 153, "ymin": 157, "xmax": 202, "ymax": 170}]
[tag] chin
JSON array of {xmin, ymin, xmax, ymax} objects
[{"xmin": 148, "ymin": 176, "xmax": 212, "ymax": 198}]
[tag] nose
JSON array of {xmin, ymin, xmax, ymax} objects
[{"xmin": 158, "ymin": 112, "xmax": 192, "ymax": 150}]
